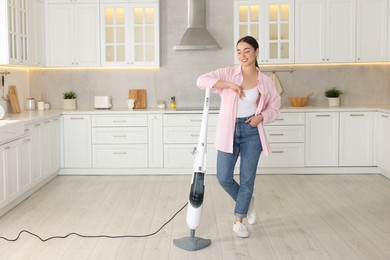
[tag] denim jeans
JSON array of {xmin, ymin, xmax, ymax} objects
[{"xmin": 216, "ymin": 116, "xmax": 262, "ymax": 218}]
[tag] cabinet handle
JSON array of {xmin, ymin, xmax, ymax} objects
[
  {"xmin": 270, "ymin": 133, "xmax": 284, "ymax": 136},
  {"xmin": 34, "ymin": 123, "xmax": 41, "ymax": 127},
  {"xmin": 113, "ymin": 152, "xmax": 127, "ymax": 155},
  {"xmin": 381, "ymin": 115, "xmax": 389, "ymax": 118},
  {"xmin": 5, "ymin": 146, "xmax": 10, "ymax": 150},
  {"xmin": 191, "ymin": 134, "xmax": 199, "ymax": 137},
  {"xmin": 276, "ymin": 118, "xmax": 284, "ymax": 121},
  {"xmin": 24, "ymin": 129, "xmax": 29, "ymax": 133},
  {"xmin": 316, "ymin": 114, "xmax": 330, "ymax": 117},
  {"xmin": 349, "ymin": 114, "xmax": 365, "ymax": 117},
  {"xmin": 190, "ymin": 119, "xmax": 202, "ymax": 122},
  {"xmin": 70, "ymin": 117, "xmax": 84, "ymax": 120},
  {"xmin": 44, "ymin": 121, "xmax": 50, "ymax": 124},
  {"xmin": 113, "ymin": 120, "xmax": 127, "ymax": 123},
  {"xmin": 113, "ymin": 135, "xmax": 127, "ymax": 138},
  {"xmin": 273, "ymin": 151, "xmax": 284, "ymax": 154},
  {"xmin": 23, "ymin": 138, "xmax": 30, "ymax": 143}
]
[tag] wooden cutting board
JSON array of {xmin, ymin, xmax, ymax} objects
[
  {"xmin": 8, "ymin": 85, "xmax": 21, "ymax": 113},
  {"xmin": 128, "ymin": 89, "xmax": 147, "ymax": 109}
]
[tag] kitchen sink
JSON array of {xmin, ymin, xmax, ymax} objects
[{"xmin": 0, "ymin": 120, "xmax": 25, "ymax": 144}]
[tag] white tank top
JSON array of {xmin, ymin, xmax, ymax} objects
[{"xmin": 237, "ymin": 87, "xmax": 259, "ymax": 118}]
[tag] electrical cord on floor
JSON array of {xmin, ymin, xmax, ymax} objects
[{"xmin": 0, "ymin": 202, "xmax": 188, "ymax": 242}]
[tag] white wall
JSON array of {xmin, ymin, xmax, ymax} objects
[{"xmin": 26, "ymin": 0, "xmax": 390, "ymax": 109}]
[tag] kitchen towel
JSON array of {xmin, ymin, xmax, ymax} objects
[{"xmin": 271, "ymin": 72, "xmax": 284, "ymax": 94}]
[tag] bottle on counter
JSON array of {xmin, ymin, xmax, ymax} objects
[{"xmin": 170, "ymin": 96, "xmax": 176, "ymax": 109}]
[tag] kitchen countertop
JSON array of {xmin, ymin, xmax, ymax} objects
[{"xmin": 2, "ymin": 105, "xmax": 390, "ymax": 124}]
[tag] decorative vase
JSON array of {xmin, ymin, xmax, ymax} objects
[
  {"xmin": 63, "ymin": 99, "xmax": 77, "ymax": 109},
  {"xmin": 328, "ymin": 97, "xmax": 340, "ymax": 107}
]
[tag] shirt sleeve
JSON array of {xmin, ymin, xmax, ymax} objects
[
  {"xmin": 258, "ymin": 75, "xmax": 281, "ymax": 125},
  {"xmin": 197, "ymin": 67, "xmax": 232, "ymax": 94}
]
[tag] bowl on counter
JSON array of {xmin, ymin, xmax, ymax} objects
[{"xmin": 288, "ymin": 93, "xmax": 313, "ymax": 107}]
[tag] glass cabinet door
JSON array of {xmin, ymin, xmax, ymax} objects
[
  {"xmin": 7, "ymin": 0, "xmax": 28, "ymax": 63},
  {"xmin": 130, "ymin": 3, "xmax": 159, "ymax": 66},
  {"xmin": 267, "ymin": 1, "xmax": 292, "ymax": 61},
  {"xmin": 101, "ymin": 4, "xmax": 129, "ymax": 65},
  {"xmin": 234, "ymin": 0, "xmax": 294, "ymax": 64}
]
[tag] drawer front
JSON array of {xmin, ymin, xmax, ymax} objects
[
  {"xmin": 264, "ymin": 125, "xmax": 305, "ymax": 143},
  {"xmin": 164, "ymin": 127, "xmax": 216, "ymax": 144},
  {"xmin": 92, "ymin": 127, "xmax": 147, "ymax": 144},
  {"xmin": 164, "ymin": 144, "xmax": 217, "ymax": 168},
  {"xmin": 260, "ymin": 143, "xmax": 304, "ymax": 167},
  {"xmin": 164, "ymin": 114, "xmax": 218, "ymax": 127},
  {"xmin": 92, "ymin": 145, "xmax": 148, "ymax": 168},
  {"xmin": 269, "ymin": 113, "xmax": 305, "ymax": 126},
  {"xmin": 92, "ymin": 115, "xmax": 147, "ymax": 127}
]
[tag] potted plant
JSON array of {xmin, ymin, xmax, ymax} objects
[
  {"xmin": 63, "ymin": 91, "xmax": 77, "ymax": 109},
  {"xmin": 324, "ymin": 87, "xmax": 343, "ymax": 107}
]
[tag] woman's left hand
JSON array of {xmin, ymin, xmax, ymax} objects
[{"xmin": 246, "ymin": 114, "xmax": 263, "ymax": 127}]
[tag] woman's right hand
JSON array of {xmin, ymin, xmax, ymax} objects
[
  {"xmin": 229, "ymin": 84, "xmax": 244, "ymax": 97},
  {"xmin": 213, "ymin": 80, "xmax": 244, "ymax": 97}
]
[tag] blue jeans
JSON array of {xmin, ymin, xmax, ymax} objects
[{"xmin": 216, "ymin": 116, "xmax": 262, "ymax": 218}]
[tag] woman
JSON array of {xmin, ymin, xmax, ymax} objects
[{"xmin": 197, "ymin": 36, "xmax": 281, "ymax": 238}]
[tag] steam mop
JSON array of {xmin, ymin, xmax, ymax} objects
[{"xmin": 173, "ymin": 87, "xmax": 212, "ymax": 251}]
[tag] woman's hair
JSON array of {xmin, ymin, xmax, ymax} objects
[{"xmin": 236, "ymin": 36, "xmax": 259, "ymax": 68}]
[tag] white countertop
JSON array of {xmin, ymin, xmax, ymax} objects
[{"xmin": 1, "ymin": 105, "xmax": 390, "ymax": 124}]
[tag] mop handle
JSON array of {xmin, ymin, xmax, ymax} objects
[{"xmin": 193, "ymin": 87, "xmax": 211, "ymax": 173}]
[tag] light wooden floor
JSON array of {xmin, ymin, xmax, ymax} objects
[{"xmin": 0, "ymin": 174, "xmax": 389, "ymax": 260}]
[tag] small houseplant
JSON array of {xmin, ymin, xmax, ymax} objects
[
  {"xmin": 324, "ymin": 87, "xmax": 343, "ymax": 107},
  {"xmin": 63, "ymin": 91, "xmax": 77, "ymax": 109}
]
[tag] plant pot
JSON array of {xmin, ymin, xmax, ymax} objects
[
  {"xmin": 328, "ymin": 97, "xmax": 340, "ymax": 107},
  {"xmin": 63, "ymin": 99, "xmax": 77, "ymax": 110}
]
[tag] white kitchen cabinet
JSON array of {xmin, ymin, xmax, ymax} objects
[
  {"xmin": 376, "ymin": 112, "xmax": 390, "ymax": 173},
  {"xmin": 100, "ymin": 2, "xmax": 159, "ymax": 67},
  {"xmin": 91, "ymin": 114, "xmax": 148, "ymax": 168},
  {"xmin": 47, "ymin": 0, "xmax": 100, "ymax": 66},
  {"xmin": 356, "ymin": 0, "xmax": 388, "ymax": 62},
  {"xmin": 18, "ymin": 136, "xmax": 32, "ymax": 193},
  {"xmin": 295, "ymin": 0, "xmax": 356, "ymax": 63},
  {"xmin": 49, "ymin": 117, "xmax": 61, "ymax": 174},
  {"xmin": 27, "ymin": 118, "xmax": 56, "ymax": 184},
  {"xmin": 163, "ymin": 114, "xmax": 218, "ymax": 169},
  {"xmin": 339, "ymin": 111, "xmax": 373, "ymax": 166},
  {"xmin": 28, "ymin": 0, "xmax": 46, "ymax": 66},
  {"xmin": 260, "ymin": 112, "xmax": 305, "ymax": 167},
  {"xmin": 63, "ymin": 115, "xmax": 92, "ymax": 168},
  {"xmin": 234, "ymin": 0, "xmax": 294, "ymax": 64},
  {"xmin": 3, "ymin": 140, "xmax": 20, "ymax": 202},
  {"xmin": 0, "ymin": 146, "xmax": 6, "ymax": 209},
  {"xmin": 305, "ymin": 112, "xmax": 339, "ymax": 166},
  {"xmin": 148, "ymin": 114, "xmax": 163, "ymax": 168},
  {"xmin": 0, "ymin": 0, "xmax": 29, "ymax": 64}
]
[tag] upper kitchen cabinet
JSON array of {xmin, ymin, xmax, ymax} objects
[
  {"xmin": 295, "ymin": 0, "xmax": 356, "ymax": 63},
  {"xmin": 356, "ymin": 0, "xmax": 388, "ymax": 62},
  {"xmin": 100, "ymin": 1, "xmax": 159, "ymax": 67},
  {"xmin": 234, "ymin": 0, "xmax": 294, "ymax": 64},
  {"xmin": 47, "ymin": 0, "xmax": 100, "ymax": 67},
  {"xmin": 28, "ymin": 0, "xmax": 46, "ymax": 66},
  {"xmin": 0, "ymin": 0, "xmax": 29, "ymax": 65}
]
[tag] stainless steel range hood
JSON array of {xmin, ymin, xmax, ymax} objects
[{"xmin": 174, "ymin": 0, "xmax": 219, "ymax": 50}]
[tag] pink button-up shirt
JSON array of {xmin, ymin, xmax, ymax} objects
[{"xmin": 197, "ymin": 65, "xmax": 281, "ymax": 155}]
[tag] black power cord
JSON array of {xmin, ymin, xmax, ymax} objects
[{"xmin": 0, "ymin": 202, "xmax": 188, "ymax": 242}]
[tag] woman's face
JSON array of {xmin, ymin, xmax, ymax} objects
[{"xmin": 236, "ymin": 41, "xmax": 259, "ymax": 67}]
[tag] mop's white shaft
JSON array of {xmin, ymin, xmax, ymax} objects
[{"xmin": 186, "ymin": 87, "xmax": 211, "ymax": 231}]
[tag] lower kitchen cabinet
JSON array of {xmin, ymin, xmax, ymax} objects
[
  {"xmin": 28, "ymin": 116, "xmax": 61, "ymax": 183},
  {"xmin": 163, "ymin": 114, "xmax": 218, "ymax": 169},
  {"xmin": 63, "ymin": 115, "xmax": 92, "ymax": 168},
  {"xmin": 2, "ymin": 140, "xmax": 19, "ymax": 202},
  {"xmin": 305, "ymin": 112, "xmax": 339, "ymax": 166},
  {"xmin": 339, "ymin": 111, "xmax": 374, "ymax": 166},
  {"xmin": 91, "ymin": 114, "xmax": 148, "ymax": 168},
  {"xmin": 261, "ymin": 112, "xmax": 305, "ymax": 167},
  {"xmin": 376, "ymin": 112, "xmax": 390, "ymax": 172}
]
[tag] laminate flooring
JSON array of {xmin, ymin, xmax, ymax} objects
[{"xmin": 0, "ymin": 174, "xmax": 389, "ymax": 260}]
